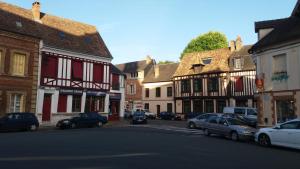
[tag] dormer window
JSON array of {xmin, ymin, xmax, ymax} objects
[
  {"xmin": 202, "ymin": 57, "xmax": 212, "ymax": 65},
  {"xmin": 130, "ymin": 72, "xmax": 138, "ymax": 78},
  {"xmin": 233, "ymin": 58, "xmax": 244, "ymax": 70}
]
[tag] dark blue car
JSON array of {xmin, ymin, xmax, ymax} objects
[
  {"xmin": 56, "ymin": 112, "xmax": 108, "ymax": 129},
  {"xmin": 0, "ymin": 113, "xmax": 39, "ymax": 132}
]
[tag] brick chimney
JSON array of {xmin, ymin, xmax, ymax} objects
[
  {"xmin": 230, "ymin": 40, "xmax": 236, "ymax": 52},
  {"xmin": 235, "ymin": 36, "xmax": 243, "ymax": 51},
  {"xmin": 32, "ymin": 1, "xmax": 41, "ymax": 22},
  {"xmin": 154, "ymin": 65, "xmax": 159, "ymax": 78}
]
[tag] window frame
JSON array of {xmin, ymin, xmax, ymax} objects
[
  {"xmin": 72, "ymin": 95, "xmax": 82, "ymax": 112},
  {"xmin": 167, "ymin": 87, "xmax": 173, "ymax": 97},
  {"xmin": 273, "ymin": 53, "xmax": 287, "ymax": 74},
  {"xmin": 0, "ymin": 47, "xmax": 6, "ymax": 74},
  {"xmin": 145, "ymin": 88, "xmax": 150, "ymax": 98},
  {"xmin": 6, "ymin": 91, "xmax": 26, "ymax": 113},
  {"xmin": 193, "ymin": 78, "xmax": 203, "ymax": 92},
  {"xmin": 208, "ymin": 78, "xmax": 219, "ymax": 92},
  {"xmin": 156, "ymin": 87, "xmax": 161, "ymax": 97},
  {"xmin": 9, "ymin": 50, "xmax": 29, "ymax": 77},
  {"xmin": 181, "ymin": 79, "xmax": 191, "ymax": 93}
]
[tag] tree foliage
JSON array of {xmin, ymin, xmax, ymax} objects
[
  {"xmin": 181, "ymin": 31, "xmax": 228, "ymax": 59},
  {"xmin": 157, "ymin": 60, "xmax": 176, "ymax": 64}
]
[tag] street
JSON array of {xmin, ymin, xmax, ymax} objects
[{"xmin": 0, "ymin": 122, "xmax": 299, "ymax": 169}]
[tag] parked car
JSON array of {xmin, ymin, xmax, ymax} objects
[
  {"xmin": 56, "ymin": 112, "xmax": 108, "ymax": 129},
  {"xmin": 255, "ymin": 119, "xmax": 300, "ymax": 149},
  {"xmin": 0, "ymin": 112, "xmax": 39, "ymax": 132},
  {"xmin": 144, "ymin": 109, "xmax": 156, "ymax": 119},
  {"xmin": 185, "ymin": 112, "xmax": 202, "ymax": 119},
  {"xmin": 223, "ymin": 107, "xmax": 258, "ymax": 119},
  {"xmin": 132, "ymin": 111, "xmax": 147, "ymax": 124},
  {"xmin": 159, "ymin": 112, "xmax": 181, "ymax": 120},
  {"xmin": 124, "ymin": 110, "xmax": 132, "ymax": 119},
  {"xmin": 202, "ymin": 116, "xmax": 256, "ymax": 141},
  {"xmin": 222, "ymin": 113, "xmax": 257, "ymax": 128},
  {"xmin": 187, "ymin": 113, "xmax": 220, "ymax": 129}
]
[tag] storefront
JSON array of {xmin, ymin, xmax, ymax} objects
[{"xmin": 109, "ymin": 93, "xmax": 121, "ymax": 121}]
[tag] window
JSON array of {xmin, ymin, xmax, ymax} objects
[
  {"xmin": 112, "ymin": 74, "xmax": 120, "ymax": 90},
  {"xmin": 57, "ymin": 95, "xmax": 67, "ymax": 112},
  {"xmin": 9, "ymin": 93, "xmax": 24, "ymax": 112},
  {"xmin": 85, "ymin": 96, "xmax": 105, "ymax": 112},
  {"xmin": 130, "ymin": 72, "xmax": 138, "ymax": 78},
  {"xmin": 11, "ymin": 52, "xmax": 26, "ymax": 76},
  {"xmin": 208, "ymin": 78, "xmax": 218, "ymax": 92},
  {"xmin": 205, "ymin": 100, "xmax": 214, "ymax": 113},
  {"xmin": 129, "ymin": 84, "xmax": 136, "ymax": 95},
  {"xmin": 144, "ymin": 103, "xmax": 149, "ymax": 110},
  {"xmin": 167, "ymin": 103, "xmax": 172, "ymax": 112},
  {"xmin": 247, "ymin": 109, "xmax": 257, "ymax": 116},
  {"xmin": 41, "ymin": 55, "xmax": 58, "ymax": 78},
  {"xmin": 0, "ymin": 49, "xmax": 4, "ymax": 73},
  {"xmin": 273, "ymin": 54, "xmax": 287, "ymax": 74},
  {"xmin": 156, "ymin": 105, "xmax": 160, "ymax": 114},
  {"xmin": 235, "ymin": 77, "xmax": 244, "ymax": 92},
  {"xmin": 193, "ymin": 99, "xmax": 203, "ymax": 113},
  {"xmin": 183, "ymin": 100, "xmax": 191, "ymax": 113},
  {"xmin": 145, "ymin": 88, "xmax": 149, "ymax": 98},
  {"xmin": 217, "ymin": 100, "xmax": 226, "ymax": 113},
  {"xmin": 167, "ymin": 87, "xmax": 172, "ymax": 97},
  {"xmin": 280, "ymin": 122, "xmax": 300, "ymax": 129},
  {"xmin": 208, "ymin": 116, "xmax": 218, "ymax": 124},
  {"xmin": 276, "ymin": 99, "xmax": 295, "ymax": 123},
  {"xmin": 93, "ymin": 63, "xmax": 104, "ymax": 83},
  {"xmin": 72, "ymin": 95, "xmax": 82, "ymax": 112},
  {"xmin": 233, "ymin": 58, "xmax": 243, "ymax": 70},
  {"xmin": 181, "ymin": 79, "xmax": 191, "ymax": 93},
  {"xmin": 202, "ymin": 57, "xmax": 212, "ymax": 65},
  {"xmin": 193, "ymin": 79, "xmax": 202, "ymax": 92},
  {"xmin": 156, "ymin": 87, "xmax": 161, "ymax": 97},
  {"xmin": 72, "ymin": 60, "xmax": 83, "ymax": 80},
  {"xmin": 234, "ymin": 108, "xmax": 246, "ymax": 115},
  {"xmin": 236, "ymin": 100, "xmax": 248, "ymax": 107}
]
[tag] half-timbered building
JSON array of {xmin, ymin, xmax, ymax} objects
[{"xmin": 173, "ymin": 37, "xmax": 256, "ymax": 117}]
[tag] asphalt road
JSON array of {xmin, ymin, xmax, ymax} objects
[{"xmin": 0, "ymin": 125, "xmax": 299, "ymax": 169}]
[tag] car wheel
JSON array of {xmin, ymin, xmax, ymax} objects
[
  {"xmin": 29, "ymin": 125, "xmax": 38, "ymax": 131},
  {"xmin": 188, "ymin": 122, "xmax": 196, "ymax": 129},
  {"xmin": 258, "ymin": 134, "xmax": 271, "ymax": 147},
  {"xmin": 97, "ymin": 121, "xmax": 103, "ymax": 127},
  {"xmin": 204, "ymin": 129, "xmax": 210, "ymax": 136},
  {"xmin": 231, "ymin": 131, "xmax": 239, "ymax": 141}
]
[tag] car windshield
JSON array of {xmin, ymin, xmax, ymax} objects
[{"xmin": 226, "ymin": 118, "xmax": 246, "ymax": 125}]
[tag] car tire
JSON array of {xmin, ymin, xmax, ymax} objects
[
  {"xmin": 188, "ymin": 122, "xmax": 196, "ymax": 129},
  {"xmin": 258, "ymin": 134, "xmax": 271, "ymax": 147},
  {"xmin": 29, "ymin": 125, "xmax": 38, "ymax": 131},
  {"xmin": 231, "ymin": 131, "xmax": 239, "ymax": 141},
  {"xmin": 204, "ymin": 129, "xmax": 210, "ymax": 136},
  {"xmin": 97, "ymin": 121, "xmax": 103, "ymax": 127}
]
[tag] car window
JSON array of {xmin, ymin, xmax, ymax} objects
[
  {"xmin": 247, "ymin": 109, "xmax": 257, "ymax": 116},
  {"xmin": 81, "ymin": 114, "xmax": 89, "ymax": 118},
  {"xmin": 281, "ymin": 122, "xmax": 299, "ymax": 129},
  {"xmin": 208, "ymin": 116, "xmax": 218, "ymax": 124},
  {"xmin": 219, "ymin": 118, "xmax": 227, "ymax": 125},
  {"xmin": 197, "ymin": 115, "xmax": 205, "ymax": 119},
  {"xmin": 234, "ymin": 108, "xmax": 245, "ymax": 115},
  {"xmin": 226, "ymin": 118, "xmax": 246, "ymax": 125}
]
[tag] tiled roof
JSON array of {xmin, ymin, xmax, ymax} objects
[
  {"xmin": 116, "ymin": 60, "xmax": 153, "ymax": 73},
  {"xmin": 173, "ymin": 48, "xmax": 232, "ymax": 77},
  {"xmin": 143, "ymin": 63, "xmax": 179, "ymax": 83},
  {"xmin": 0, "ymin": 2, "xmax": 112, "ymax": 58},
  {"xmin": 229, "ymin": 45, "xmax": 255, "ymax": 71}
]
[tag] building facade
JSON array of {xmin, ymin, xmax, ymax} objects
[
  {"xmin": 173, "ymin": 37, "xmax": 256, "ymax": 117},
  {"xmin": 250, "ymin": 0, "xmax": 300, "ymax": 127},
  {"xmin": 116, "ymin": 56, "xmax": 155, "ymax": 111},
  {"xmin": 142, "ymin": 63, "xmax": 179, "ymax": 115}
]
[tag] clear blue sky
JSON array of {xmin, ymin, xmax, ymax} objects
[{"xmin": 3, "ymin": 0, "xmax": 298, "ymax": 64}]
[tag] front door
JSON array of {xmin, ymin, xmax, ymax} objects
[
  {"xmin": 109, "ymin": 101, "xmax": 120, "ymax": 121},
  {"xmin": 42, "ymin": 94, "xmax": 51, "ymax": 122}
]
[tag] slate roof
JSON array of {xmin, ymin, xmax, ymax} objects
[
  {"xmin": 116, "ymin": 60, "xmax": 152, "ymax": 73},
  {"xmin": 250, "ymin": 0, "xmax": 300, "ymax": 53},
  {"xmin": 229, "ymin": 45, "xmax": 255, "ymax": 71},
  {"xmin": 111, "ymin": 64, "xmax": 125, "ymax": 75},
  {"xmin": 0, "ymin": 2, "xmax": 112, "ymax": 58},
  {"xmin": 173, "ymin": 48, "xmax": 232, "ymax": 77},
  {"xmin": 143, "ymin": 63, "xmax": 179, "ymax": 83}
]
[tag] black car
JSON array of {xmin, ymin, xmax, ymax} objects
[
  {"xmin": 0, "ymin": 113, "xmax": 39, "ymax": 132},
  {"xmin": 132, "ymin": 111, "xmax": 147, "ymax": 124},
  {"xmin": 159, "ymin": 112, "xmax": 181, "ymax": 120},
  {"xmin": 56, "ymin": 112, "xmax": 108, "ymax": 129}
]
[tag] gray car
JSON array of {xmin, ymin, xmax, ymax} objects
[
  {"xmin": 187, "ymin": 113, "xmax": 220, "ymax": 129},
  {"xmin": 202, "ymin": 116, "xmax": 256, "ymax": 141}
]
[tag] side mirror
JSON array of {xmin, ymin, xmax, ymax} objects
[
  {"xmin": 274, "ymin": 125, "xmax": 281, "ymax": 129},
  {"xmin": 223, "ymin": 122, "xmax": 228, "ymax": 126}
]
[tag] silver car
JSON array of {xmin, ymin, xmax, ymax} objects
[
  {"xmin": 187, "ymin": 113, "xmax": 220, "ymax": 129},
  {"xmin": 202, "ymin": 116, "xmax": 257, "ymax": 141}
]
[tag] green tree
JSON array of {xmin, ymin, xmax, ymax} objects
[
  {"xmin": 181, "ymin": 31, "xmax": 228, "ymax": 59},
  {"xmin": 158, "ymin": 60, "xmax": 176, "ymax": 64}
]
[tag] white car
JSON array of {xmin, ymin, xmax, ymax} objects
[{"xmin": 255, "ymin": 119, "xmax": 300, "ymax": 149}]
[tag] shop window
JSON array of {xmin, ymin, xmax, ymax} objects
[
  {"xmin": 72, "ymin": 95, "xmax": 82, "ymax": 112},
  {"xmin": 41, "ymin": 55, "xmax": 58, "ymax": 78},
  {"xmin": 217, "ymin": 100, "xmax": 226, "ymax": 113},
  {"xmin": 208, "ymin": 78, "xmax": 218, "ymax": 92},
  {"xmin": 167, "ymin": 87, "xmax": 172, "ymax": 97},
  {"xmin": 193, "ymin": 100, "xmax": 203, "ymax": 113},
  {"xmin": 205, "ymin": 100, "xmax": 214, "ymax": 113},
  {"xmin": 167, "ymin": 103, "xmax": 173, "ymax": 113},
  {"xmin": 57, "ymin": 95, "xmax": 67, "ymax": 112},
  {"xmin": 183, "ymin": 100, "xmax": 191, "ymax": 113},
  {"xmin": 156, "ymin": 87, "xmax": 161, "ymax": 97},
  {"xmin": 93, "ymin": 63, "xmax": 104, "ymax": 83},
  {"xmin": 235, "ymin": 77, "xmax": 244, "ymax": 92},
  {"xmin": 85, "ymin": 96, "xmax": 105, "ymax": 112},
  {"xmin": 276, "ymin": 99, "xmax": 295, "ymax": 123},
  {"xmin": 193, "ymin": 79, "xmax": 202, "ymax": 92},
  {"xmin": 9, "ymin": 93, "xmax": 24, "ymax": 112},
  {"xmin": 72, "ymin": 60, "xmax": 83, "ymax": 80},
  {"xmin": 145, "ymin": 88, "xmax": 149, "ymax": 98},
  {"xmin": 11, "ymin": 52, "xmax": 26, "ymax": 76}
]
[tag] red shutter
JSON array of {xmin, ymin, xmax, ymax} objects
[
  {"xmin": 42, "ymin": 55, "xmax": 57, "ymax": 78},
  {"xmin": 57, "ymin": 95, "xmax": 67, "ymax": 112},
  {"xmin": 93, "ymin": 63, "xmax": 104, "ymax": 83},
  {"xmin": 235, "ymin": 77, "xmax": 244, "ymax": 92},
  {"xmin": 72, "ymin": 60, "xmax": 83, "ymax": 80}
]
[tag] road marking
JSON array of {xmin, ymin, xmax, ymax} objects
[{"xmin": 132, "ymin": 125, "xmax": 204, "ymax": 135}]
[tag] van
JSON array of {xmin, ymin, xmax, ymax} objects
[{"xmin": 223, "ymin": 107, "xmax": 257, "ymax": 119}]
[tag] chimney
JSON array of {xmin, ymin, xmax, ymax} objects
[
  {"xmin": 145, "ymin": 55, "xmax": 152, "ymax": 64},
  {"xmin": 230, "ymin": 40, "xmax": 236, "ymax": 52},
  {"xmin": 154, "ymin": 65, "xmax": 159, "ymax": 78},
  {"xmin": 235, "ymin": 36, "xmax": 243, "ymax": 51},
  {"xmin": 32, "ymin": 1, "xmax": 41, "ymax": 22}
]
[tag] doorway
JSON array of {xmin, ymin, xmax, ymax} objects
[{"xmin": 42, "ymin": 94, "xmax": 52, "ymax": 122}]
